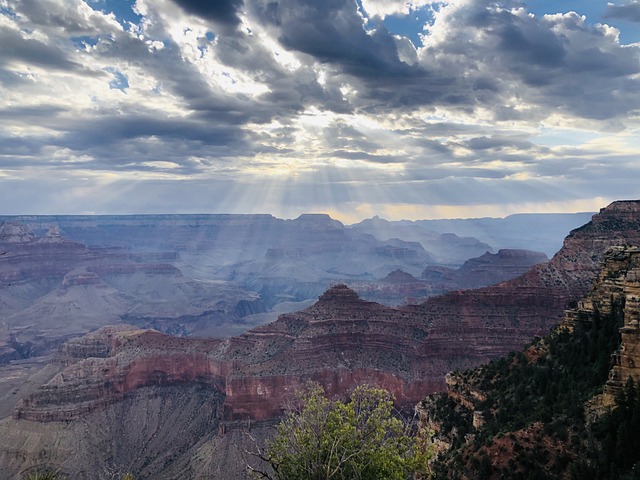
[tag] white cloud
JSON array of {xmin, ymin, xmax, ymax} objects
[
  {"xmin": 360, "ymin": 0, "xmax": 435, "ymax": 18},
  {"xmin": 0, "ymin": 0, "xmax": 639, "ymax": 219}
]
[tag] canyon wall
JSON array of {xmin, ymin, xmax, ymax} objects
[{"xmin": 2, "ymin": 201, "xmax": 640, "ymax": 478}]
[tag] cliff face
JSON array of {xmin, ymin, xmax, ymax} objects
[
  {"xmin": 352, "ymin": 248, "xmax": 549, "ymax": 306},
  {"xmin": 404, "ymin": 201, "xmax": 640, "ymax": 353},
  {"xmin": 11, "ymin": 203, "xmax": 640, "ymax": 423},
  {"xmin": 14, "ymin": 327, "xmax": 227, "ymax": 422},
  {"xmin": 453, "ymin": 249, "xmax": 549, "ymax": 289},
  {"xmin": 13, "ymin": 285, "xmax": 440, "ymax": 423},
  {"xmin": 0, "ymin": 223, "xmax": 266, "ymax": 363},
  {"xmin": 4, "ymin": 201, "xmax": 640, "ymax": 478},
  {"xmin": 572, "ymin": 245, "xmax": 640, "ymax": 402},
  {"xmin": 418, "ymin": 244, "xmax": 640, "ymax": 479}
]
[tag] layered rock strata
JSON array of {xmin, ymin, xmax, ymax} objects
[
  {"xmin": 416, "ymin": 245, "xmax": 640, "ymax": 479},
  {"xmin": 0, "ymin": 223, "xmax": 266, "ymax": 362},
  {"xmin": 4, "ymin": 201, "xmax": 640, "ymax": 478},
  {"xmin": 354, "ymin": 248, "xmax": 548, "ymax": 305},
  {"xmin": 13, "ymin": 201, "xmax": 640, "ymax": 424},
  {"xmin": 404, "ymin": 201, "xmax": 640, "ymax": 351}
]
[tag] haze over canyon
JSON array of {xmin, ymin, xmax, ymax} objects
[{"xmin": 2, "ymin": 202, "xmax": 639, "ymax": 478}]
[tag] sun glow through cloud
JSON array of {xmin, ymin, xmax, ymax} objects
[{"xmin": 0, "ymin": 0, "xmax": 638, "ymax": 219}]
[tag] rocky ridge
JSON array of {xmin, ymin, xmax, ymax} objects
[
  {"xmin": 564, "ymin": 245, "xmax": 640, "ymax": 404},
  {"xmin": 353, "ymin": 248, "xmax": 549, "ymax": 305},
  {"xmin": 11, "ymin": 202, "xmax": 640, "ymax": 423},
  {"xmin": 418, "ymin": 244, "xmax": 640, "ymax": 479},
  {"xmin": 3, "ymin": 201, "xmax": 640, "ymax": 478},
  {"xmin": 404, "ymin": 201, "xmax": 640, "ymax": 348}
]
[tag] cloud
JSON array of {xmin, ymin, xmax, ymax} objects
[
  {"xmin": 169, "ymin": 0, "xmax": 244, "ymax": 28},
  {"xmin": 0, "ymin": 23, "xmax": 93, "ymax": 73},
  {"xmin": 359, "ymin": 0, "xmax": 435, "ymax": 19},
  {"xmin": 12, "ymin": 0, "xmax": 123, "ymax": 35},
  {"xmin": 250, "ymin": 0, "xmax": 416, "ymax": 77},
  {"xmin": 604, "ymin": 1, "xmax": 640, "ymax": 23},
  {"xmin": 420, "ymin": 4, "xmax": 640, "ymax": 120},
  {"xmin": 0, "ymin": 0, "xmax": 640, "ymax": 219}
]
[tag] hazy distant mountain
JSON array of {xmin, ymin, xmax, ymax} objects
[
  {"xmin": 0, "ymin": 212, "xmax": 592, "ymax": 367},
  {"xmin": 351, "ymin": 212, "xmax": 594, "ymax": 259},
  {"xmin": 352, "ymin": 249, "xmax": 549, "ymax": 305}
]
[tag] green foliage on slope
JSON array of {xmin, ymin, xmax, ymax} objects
[
  {"xmin": 477, "ymin": 306, "xmax": 621, "ymax": 440},
  {"xmin": 588, "ymin": 378, "xmax": 640, "ymax": 479},
  {"xmin": 428, "ymin": 298, "xmax": 640, "ymax": 479},
  {"xmin": 251, "ymin": 383, "xmax": 433, "ymax": 480}
]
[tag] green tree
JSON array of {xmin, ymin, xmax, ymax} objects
[{"xmin": 250, "ymin": 383, "xmax": 433, "ymax": 479}]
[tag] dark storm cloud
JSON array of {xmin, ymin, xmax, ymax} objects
[
  {"xmin": 465, "ymin": 136, "xmax": 535, "ymax": 152},
  {"xmin": 60, "ymin": 114, "xmax": 242, "ymax": 149},
  {"xmin": 93, "ymin": 32, "xmax": 275, "ymax": 126},
  {"xmin": 496, "ymin": 20, "xmax": 566, "ymax": 72},
  {"xmin": 245, "ymin": 0, "xmax": 464, "ymax": 114},
  {"xmin": 233, "ymin": 0, "xmax": 640, "ymax": 122},
  {"xmin": 0, "ymin": 105, "xmax": 66, "ymax": 121},
  {"xmin": 420, "ymin": 3, "xmax": 640, "ymax": 120},
  {"xmin": 42, "ymin": 112, "xmax": 251, "ymax": 174},
  {"xmin": 249, "ymin": 0, "xmax": 426, "ymax": 76},
  {"xmin": 0, "ymin": 26, "xmax": 93, "ymax": 74},
  {"xmin": 604, "ymin": 2, "xmax": 640, "ymax": 23},
  {"xmin": 0, "ymin": 135, "xmax": 46, "ymax": 158},
  {"xmin": 1, "ymin": 0, "xmax": 640, "ymax": 219},
  {"xmin": 169, "ymin": 0, "xmax": 244, "ymax": 27}
]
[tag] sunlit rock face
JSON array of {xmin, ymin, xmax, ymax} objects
[
  {"xmin": 13, "ymin": 327, "xmax": 228, "ymax": 422},
  {"xmin": 3, "ymin": 201, "xmax": 640, "ymax": 478}
]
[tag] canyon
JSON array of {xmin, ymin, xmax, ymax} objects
[
  {"xmin": 416, "ymin": 244, "xmax": 640, "ymax": 479},
  {"xmin": 0, "ymin": 212, "xmax": 560, "ymax": 364},
  {"xmin": 0, "ymin": 201, "xmax": 638, "ymax": 478}
]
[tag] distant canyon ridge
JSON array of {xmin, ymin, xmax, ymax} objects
[
  {"xmin": 0, "ymin": 203, "xmax": 638, "ymax": 478},
  {"xmin": 0, "ymin": 211, "xmax": 591, "ymax": 365}
]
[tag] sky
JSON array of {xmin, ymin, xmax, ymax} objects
[{"xmin": 1, "ymin": 0, "xmax": 640, "ymax": 223}]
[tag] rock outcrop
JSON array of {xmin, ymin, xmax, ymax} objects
[
  {"xmin": 404, "ymin": 201, "xmax": 640, "ymax": 352},
  {"xmin": 3, "ymin": 201, "xmax": 640, "ymax": 478},
  {"xmin": 453, "ymin": 249, "xmax": 549, "ymax": 289},
  {"xmin": 11, "ymin": 202, "xmax": 640, "ymax": 427},
  {"xmin": 353, "ymin": 248, "xmax": 548, "ymax": 305},
  {"xmin": 562, "ymin": 245, "xmax": 640, "ymax": 402},
  {"xmin": 416, "ymin": 244, "xmax": 640, "ymax": 479}
]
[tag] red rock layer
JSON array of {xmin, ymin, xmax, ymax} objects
[{"xmin": 14, "ymin": 201, "xmax": 640, "ymax": 423}]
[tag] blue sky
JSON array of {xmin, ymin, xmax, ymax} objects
[{"xmin": 1, "ymin": 0, "xmax": 639, "ymax": 222}]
